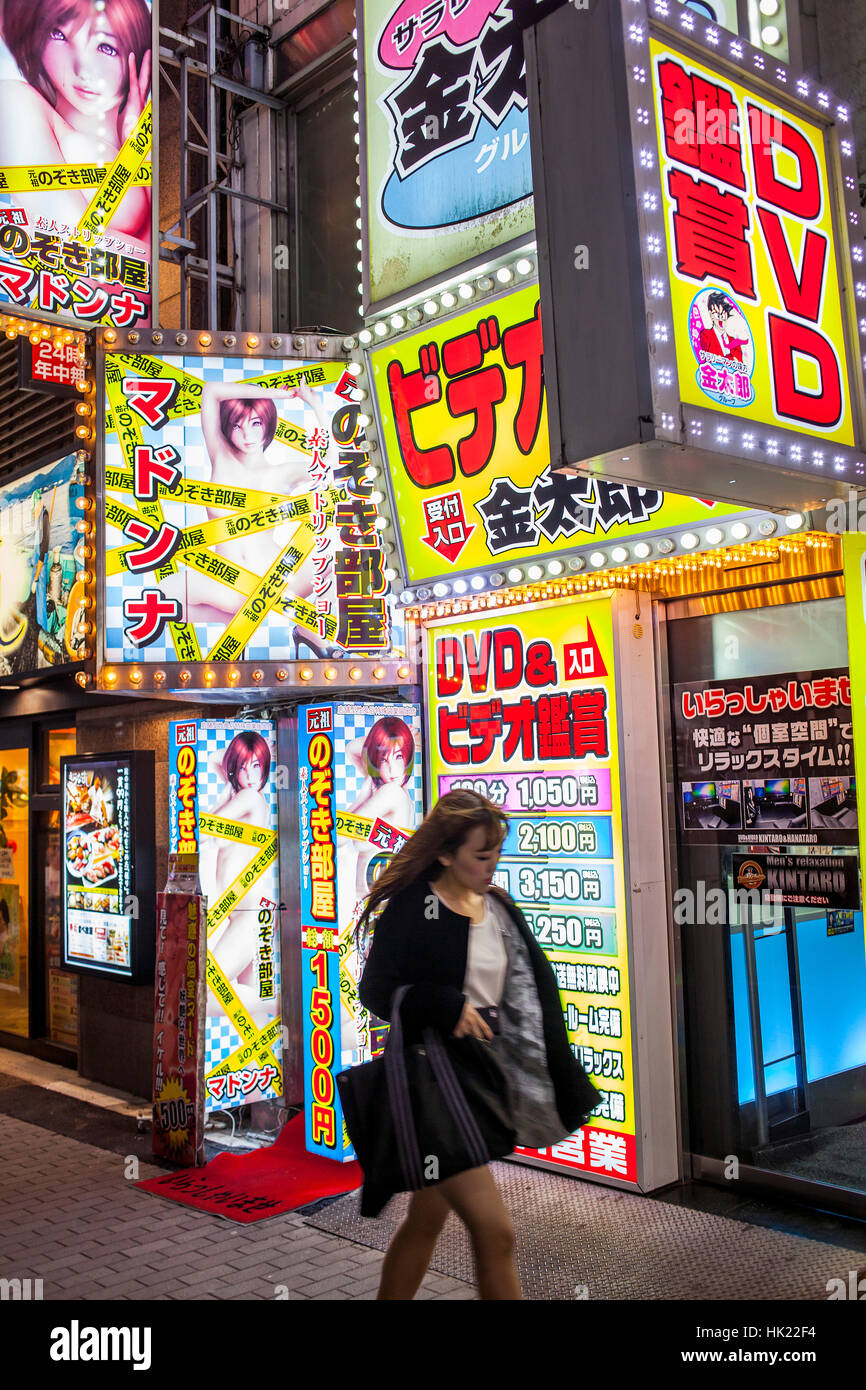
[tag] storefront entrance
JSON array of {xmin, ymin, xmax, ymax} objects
[{"xmin": 667, "ymin": 591, "xmax": 866, "ymax": 1205}]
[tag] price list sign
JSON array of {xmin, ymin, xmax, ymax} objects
[{"xmin": 425, "ymin": 597, "xmax": 637, "ymax": 1185}]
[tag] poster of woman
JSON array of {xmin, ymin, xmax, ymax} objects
[{"xmin": 0, "ymin": 0, "xmax": 154, "ymax": 329}]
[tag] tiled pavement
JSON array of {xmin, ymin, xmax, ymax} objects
[{"xmin": 0, "ymin": 1112, "xmax": 474, "ymax": 1301}]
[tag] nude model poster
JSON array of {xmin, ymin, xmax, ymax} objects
[
  {"xmin": 102, "ymin": 353, "xmax": 395, "ymax": 666},
  {"xmin": 0, "ymin": 0, "xmax": 154, "ymax": 329},
  {"xmin": 169, "ymin": 718, "xmax": 283, "ymax": 1114},
  {"xmin": 298, "ymin": 701, "xmax": 423, "ymax": 1160}
]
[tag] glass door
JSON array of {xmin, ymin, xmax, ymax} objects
[
  {"xmin": 37, "ymin": 808, "xmax": 78, "ymax": 1049},
  {"xmin": 0, "ymin": 747, "xmax": 30, "ymax": 1036}
]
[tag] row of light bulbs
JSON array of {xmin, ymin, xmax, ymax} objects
[
  {"xmin": 399, "ymin": 516, "xmax": 806, "ymax": 603},
  {"xmin": 88, "ymin": 662, "xmax": 415, "ymax": 690},
  {"xmin": 408, "ymin": 535, "xmax": 835, "ymax": 620},
  {"xmin": 347, "ymin": 256, "xmax": 537, "ymax": 347}
]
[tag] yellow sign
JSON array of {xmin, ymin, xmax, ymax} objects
[
  {"xmin": 371, "ymin": 283, "xmax": 747, "ymax": 581},
  {"xmin": 649, "ymin": 37, "xmax": 856, "ymax": 445},
  {"xmin": 425, "ymin": 596, "xmax": 637, "ymax": 1184},
  {"xmin": 842, "ymin": 533, "xmax": 866, "ymax": 933}
]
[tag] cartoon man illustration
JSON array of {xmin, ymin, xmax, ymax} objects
[{"xmin": 700, "ymin": 292, "xmax": 750, "ymax": 363}]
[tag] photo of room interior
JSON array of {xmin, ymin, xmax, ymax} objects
[
  {"xmin": 743, "ymin": 778, "xmax": 809, "ymax": 830},
  {"xmin": 682, "ymin": 780, "xmax": 742, "ymax": 830},
  {"xmin": 809, "ymin": 777, "xmax": 859, "ymax": 830}
]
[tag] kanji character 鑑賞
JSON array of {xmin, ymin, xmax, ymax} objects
[{"xmin": 668, "ymin": 168, "xmax": 755, "ymax": 299}]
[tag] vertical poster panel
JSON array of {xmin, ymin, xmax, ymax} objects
[
  {"xmin": 0, "ymin": 452, "xmax": 87, "ymax": 675},
  {"xmin": 103, "ymin": 355, "xmax": 394, "ymax": 666},
  {"xmin": 425, "ymin": 597, "xmax": 638, "ymax": 1185},
  {"xmin": 299, "ymin": 700, "xmax": 423, "ymax": 1160},
  {"xmin": 0, "ymin": 0, "xmax": 154, "ymax": 329},
  {"xmin": 152, "ymin": 884, "xmax": 207, "ymax": 1166},
  {"xmin": 361, "ymin": 0, "xmax": 537, "ymax": 308},
  {"xmin": 843, "ymin": 533, "xmax": 866, "ymax": 942},
  {"xmin": 169, "ymin": 719, "xmax": 283, "ymax": 1112}
]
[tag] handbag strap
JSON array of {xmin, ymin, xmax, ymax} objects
[
  {"xmin": 384, "ymin": 985, "xmax": 424, "ymax": 1189},
  {"xmin": 422, "ymin": 1029, "xmax": 491, "ymax": 1171}
]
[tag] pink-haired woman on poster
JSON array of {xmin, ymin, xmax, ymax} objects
[{"xmin": 0, "ymin": 0, "xmax": 152, "ymax": 244}]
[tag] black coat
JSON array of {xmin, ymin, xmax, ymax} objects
[{"xmin": 358, "ymin": 876, "xmax": 601, "ymax": 1136}]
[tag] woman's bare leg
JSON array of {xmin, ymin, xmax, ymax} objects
[
  {"xmin": 376, "ymin": 1185, "xmax": 451, "ymax": 1300},
  {"xmin": 437, "ymin": 1166, "xmax": 522, "ymax": 1300}
]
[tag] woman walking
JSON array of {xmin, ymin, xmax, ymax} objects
[{"xmin": 357, "ymin": 789, "xmax": 600, "ymax": 1301}]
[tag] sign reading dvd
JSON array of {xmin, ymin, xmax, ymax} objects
[
  {"xmin": 61, "ymin": 751, "xmax": 155, "ymax": 982},
  {"xmin": 526, "ymin": 0, "xmax": 866, "ymax": 509},
  {"xmin": 0, "ymin": 0, "xmax": 156, "ymax": 329}
]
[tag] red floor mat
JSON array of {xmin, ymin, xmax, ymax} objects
[{"xmin": 136, "ymin": 1114, "xmax": 362, "ymax": 1223}]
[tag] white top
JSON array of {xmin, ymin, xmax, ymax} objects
[{"xmin": 461, "ymin": 896, "xmax": 508, "ymax": 1009}]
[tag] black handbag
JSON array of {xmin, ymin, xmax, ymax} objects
[{"xmin": 336, "ymin": 986, "xmax": 517, "ymax": 1216}]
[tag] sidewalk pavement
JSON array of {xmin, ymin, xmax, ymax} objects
[{"xmin": 2, "ymin": 1048, "xmax": 866, "ymax": 1302}]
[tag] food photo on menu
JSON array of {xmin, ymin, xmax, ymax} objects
[{"xmin": 64, "ymin": 766, "xmax": 123, "ymax": 905}]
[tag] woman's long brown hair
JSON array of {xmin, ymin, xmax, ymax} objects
[{"xmin": 356, "ymin": 789, "xmax": 508, "ymax": 935}]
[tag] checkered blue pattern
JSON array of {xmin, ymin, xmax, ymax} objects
[
  {"xmin": 104, "ymin": 356, "xmax": 397, "ymax": 666},
  {"xmin": 334, "ymin": 704, "xmax": 423, "ymax": 814}
]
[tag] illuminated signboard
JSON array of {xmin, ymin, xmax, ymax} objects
[
  {"xmin": 360, "ymin": 0, "xmax": 553, "ymax": 311},
  {"xmin": 298, "ymin": 701, "xmax": 423, "ymax": 1160},
  {"xmin": 0, "ymin": 451, "xmax": 87, "ymax": 675},
  {"xmin": 61, "ymin": 751, "xmax": 154, "ymax": 982},
  {"xmin": 842, "ymin": 534, "xmax": 866, "ymax": 918},
  {"xmin": 169, "ymin": 719, "xmax": 283, "ymax": 1113},
  {"xmin": 99, "ymin": 346, "xmax": 398, "ymax": 678},
  {"xmin": 425, "ymin": 597, "xmax": 640, "ymax": 1185},
  {"xmin": 370, "ymin": 281, "xmax": 749, "ymax": 580},
  {"xmin": 0, "ymin": 0, "xmax": 156, "ymax": 330},
  {"xmin": 525, "ymin": 0, "xmax": 866, "ymax": 511}
]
